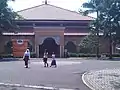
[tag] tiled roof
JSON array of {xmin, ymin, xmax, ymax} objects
[{"xmin": 17, "ymin": 4, "xmax": 94, "ymax": 20}]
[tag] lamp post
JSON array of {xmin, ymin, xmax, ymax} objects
[
  {"xmin": 116, "ymin": 21, "xmax": 120, "ymax": 51},
  {"xmin": 96, "ymin": 10, "xmax": 100, "ymax": 59},
  {"xmin": 108, "ymin": 17, "xmax": 114, "ymax": 59},
  {"xmin": 109, "ymin": 26, "xmax": 112, "ymax": 59}
]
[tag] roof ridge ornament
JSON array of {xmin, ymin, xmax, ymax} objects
[
  {"xmin": 42, "ymin": 0, "xmax": 49, "ymax": 5},
  {"xmin": 45, "ymin": 0, "xmax": 48, "ymax": 4}
]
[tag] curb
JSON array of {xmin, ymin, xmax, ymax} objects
[
  {"xmin": 0, "ymin": 83, "xmax": 74, "ymax": 90},
  {"xmin": 82, "ymin": 72, "xmax": 95, "ymax": 90}
]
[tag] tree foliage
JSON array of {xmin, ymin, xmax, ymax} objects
[
  {"xmin": 0, "ymin": 0, "xmax": 19, "ymax": 31},
  {"xmin": 82, "ymin": 0, "xmax": 120, "ymax": 39},
  {"xmin": 79, "ymin": 33, "xmax": 98, "ymax": 53},
  {"xmin": 82, "ymin": 0, "xmax": 120, "ymax": 58}
]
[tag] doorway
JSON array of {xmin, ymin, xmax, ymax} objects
[{"xmin": 39, "ymin": 37, "xmax": 60, "ymax": 57}]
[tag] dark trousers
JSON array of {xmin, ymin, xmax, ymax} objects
[
  {"xmin": 43, "ymin": 58, "xmax": 48, "ymax": 67},
  {"xmin": 25, "ymin": 60, "xmax": 28, "ymax": 67},
  {"xmin": 24, "ymin": 56, "xmax": 29, "ymax": 68}
]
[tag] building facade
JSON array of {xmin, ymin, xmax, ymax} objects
[{"xmin": 0, "ymin": 4, "xmax": 111, "ymax": 57}]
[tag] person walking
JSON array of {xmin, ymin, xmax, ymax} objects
[
  {"xmin": 23, "ymin": 49, "xmax": 30, "ymax": 68},
  {"xmin": 50, "ymin": 52, "xmax": 57, "ymax": 68},
  {"xmin": 43, "ymin": 49, "xmax": 49, "ymax": 67}
]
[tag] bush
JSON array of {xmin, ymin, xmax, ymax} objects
[
  {"xmin": 69, "ymin": 53, "xmax": 120, "ymax": 57},
  {"xmin": 0, "ymin": 52, "xmax": 37, "ymax": 58},
  {"xmin": 111, "ymin": 53, "xmax": 120, "ymax": 57},
  {"xmin": 78, "ymin": 54, "xmax": 96, "ymax": 57},
  {"xmin": 30, "ymin": 52, "xmax": 37, "ymax": 58},
  {"xmin": 0, "ymin": 54, "xmax": 13, "ymax": 58},
  {"xmin": 69, "ymin": 53, "xmax": 77, "ymax": 57},
  {"xmin": 69, "ymin": 53, "xmax": 97, "ymax": 57}
]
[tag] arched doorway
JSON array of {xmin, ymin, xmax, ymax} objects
[
  {"xmin": 65, "ymin": 41, "xmax": 76, "ymax": 53},
  {"xmin": 4, "ymin": 41, "xmax": 13, "ymax": 54},
  {"xmin": 39, "ymin": 37, "xmax": 60, "ymax": 57}
]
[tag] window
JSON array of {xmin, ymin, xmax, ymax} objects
[{"xmin": 17, "ymin": 39, "xmax": 23, "ymax": 45}]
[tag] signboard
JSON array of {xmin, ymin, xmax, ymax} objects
[{"xmin": 12, "ymin": 39, "xmax": 28, "ymax": 57}]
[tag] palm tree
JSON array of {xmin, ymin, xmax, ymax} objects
[
  {"xmin": 82, "ymin": 0, "xmax": 103, "ymax": 58},
  {"xmin": 103, "ymin": 0, "xmax": 120, "ymax": 59},
  {"xmin": 82, "ymin": 0, "xmax": 120, "ymax": 59}
]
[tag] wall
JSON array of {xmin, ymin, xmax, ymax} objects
[
  {"xmin": 0, "ymin": 35, "xmax": 35, "ymax": 54},
  {"xmin": 64, "ymin": 35, "xmax": 85, "ymax": 53},
  {"xmin": 64, "ymin": 35, "xmax": 110, "ymax": 54},
  {"xmin": 0, "ymin": 34, "xmax": 111, "ymax": 56},
  {"xmin": 34, "ymin": 27, "xmax": 65, "ymax": 57}
]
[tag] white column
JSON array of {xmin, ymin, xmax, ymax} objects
[
  {"xmin": 36, "ymin": 45, "xmax": 39, "ymax": 58},
  {"xmin": 112, "ymin": 43, "xmax": 115, "ymax": 54},
  {"xmin": 60, "ymin": 45, "xmax": 64, "ymax": 58},
  {"xmin": 62, "ymin": 46, "xmax": 64, "ymax": 57},
  {"xmin": 60, "ymin": 46, "xmax": 61, "ymax": 58},
  {"xmin": 35, "ymin": 44, "xmax": 37, "ymax": 57}
]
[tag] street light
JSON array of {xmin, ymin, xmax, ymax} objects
[
  {"xmin": 115, "ymin": 21, "xmax": 120, "ymax": 50},
  {"xmin": 96, "ymin": 10, "xmax": 100, "ymax": 59}
]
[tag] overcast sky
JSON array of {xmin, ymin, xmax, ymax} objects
[{"xmin": 8, "ymin": 0, "xmax": 96, "ymax": 17}]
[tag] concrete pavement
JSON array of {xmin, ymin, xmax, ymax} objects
[
  {"xmin": 82, "ymin": 68, "xmax": 120, "ymax": 90},
  {"xmin": 0, "ymin": 59, "xmax": 89, "ymax": 90},
  {"xmin": 0, "ymin": 58, "xmax": 120, "ymax": 90}
]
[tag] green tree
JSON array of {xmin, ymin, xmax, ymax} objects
[
  {"xmin": 13, "ymin": 12, "xmax": 24, "ymax": 20},
  {"xmin": 101, "ymin": 0, "xmax": 120, "ymax": 59},
  {"xmin": 82, "ymin": 0, "xmax": 120, "ymax": 59},
  {"xmin": 0, "ymin": 0, "xmax": 18, "ymax": 32},
  {"xmin": 82, "ymin": 0, "xmax": 105, "ymax": 58},
  {"xmin": 79, "ymin": 33, "xmax": 98, "ymax": 54},
  {"xmin": 82, "ymin": 0, "xmax": 114, "ymax": 15}
]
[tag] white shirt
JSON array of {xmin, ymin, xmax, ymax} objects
[
  {"xmin": 43, "ymin": 52, "xmax": 48, "ymax": 58},
  {"xmin": 23, "ymin": 51, "xmax": 30, "ymax": 59},
  {"xmin": 52, "ymin": 54, "xmax": 55, "ymax": 59}
]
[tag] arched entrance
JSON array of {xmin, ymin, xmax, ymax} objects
[
  {"xmin": 4, "ymin": 41, "xmax": 13, "ymax": 54},
  {"xmin": 39, "ymin": 37, "xmax": 60, "ymax": 57},
  {"xmin": 65, "ymin": 41, "xmax": 77, "ymax": 53}
]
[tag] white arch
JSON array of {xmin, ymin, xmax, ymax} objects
[{"xmin": 40, "ymin": 36, "xmax": 60, "ymax": 45}]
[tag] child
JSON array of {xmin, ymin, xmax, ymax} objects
[{"xmin": 50, "ymin": 52, "xmax": 57, "ymax": 68}]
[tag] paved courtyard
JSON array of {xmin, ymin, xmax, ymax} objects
[
  {"xmin": 0, "ymin": 58, "xmax": 120, "ymax": 90},
  {"xmin": 0, "ymin": 58, "xmax": 85, "ymax": 90},
  {"xmin": 83, "ymin": 68, "xmax": 120, "ymax": 90}
]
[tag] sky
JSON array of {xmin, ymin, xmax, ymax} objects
[{"xmin": 8, "ymin": 0, "xmax": 96, "ymax": 17}]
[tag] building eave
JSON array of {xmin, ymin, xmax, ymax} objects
[
  {"xmin": 2, "ymin": 32, "xmax": 104, "ymax": 36},
  {"xmin": 15, "ymin": 19, "xmax": 92, "ymax": 23},
  {"xmin": 2, "ymin": 32, "xmax": 35, "ymax": 36}
]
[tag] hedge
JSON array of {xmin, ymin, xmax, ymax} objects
[
  {"xmin": 1, "ymin": 53, "xmax": 120, "ymax": 58},
  {"xmin": 0, "ymin": 54, "xmax": 13, "ymax": 58},
  {"xmin": 69, "ymin": 53, "xmax": 120, "ymax": 57},
  {"xmin": 69, "ymin": 53, "xmax": 96, "ymax": 57},
  {"xmin": 0, "ymin": 52, "xmax": 37, "ymax": 58},
  {"xmin": 30, "ymin": 52, "xmax": 36, "ymax": 58}
]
